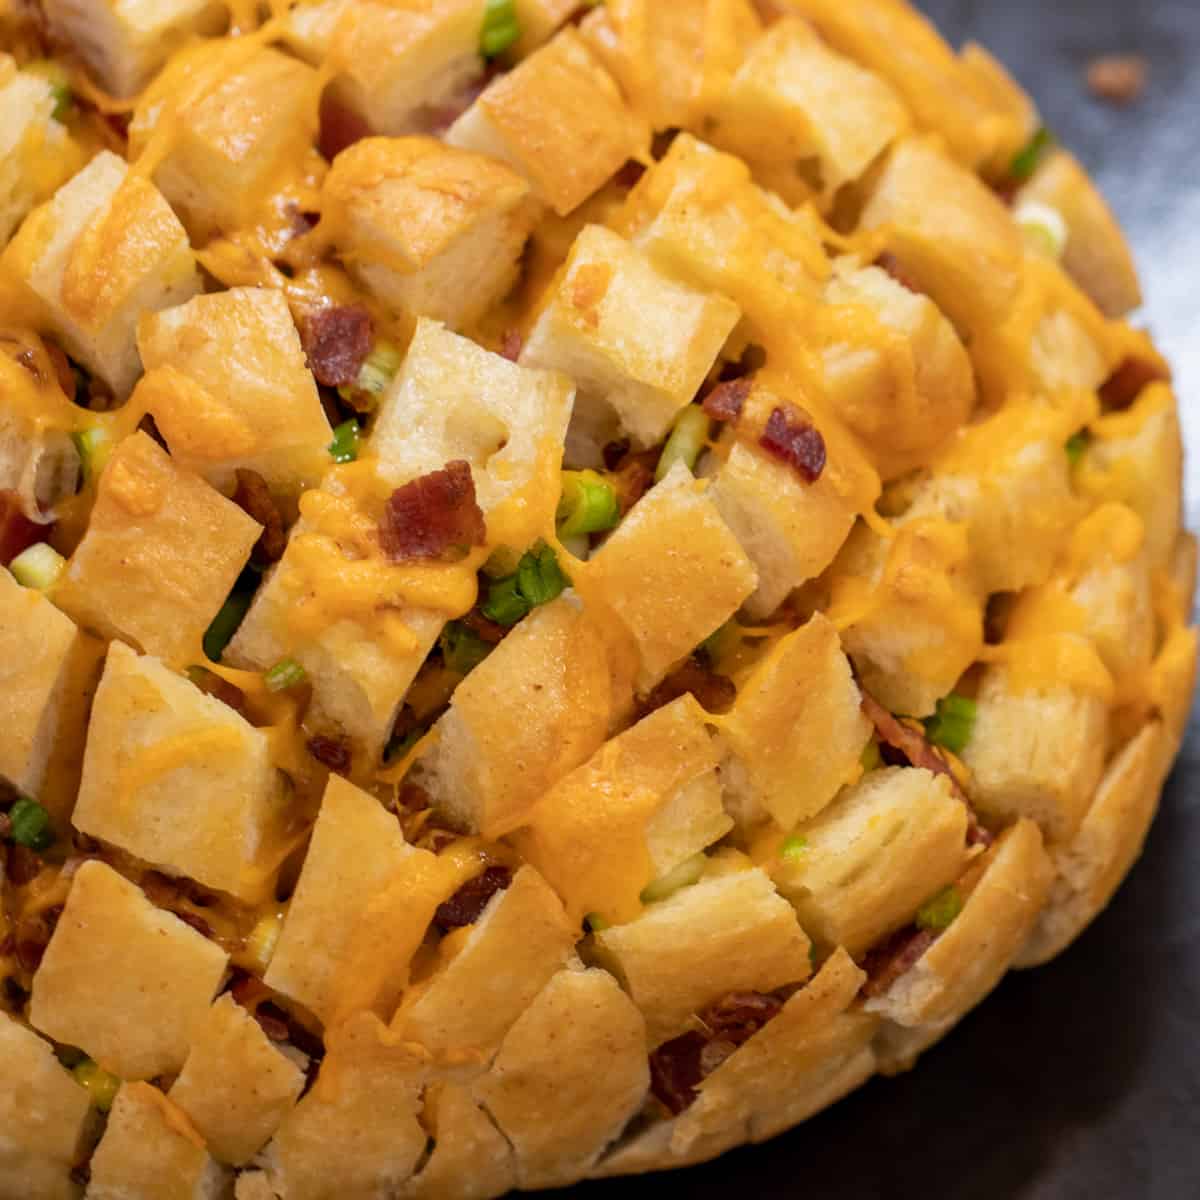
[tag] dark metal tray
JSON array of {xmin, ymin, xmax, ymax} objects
[{"xmin": 552, "ymin": 2, "xmax": 1200, "ymax": 1194}]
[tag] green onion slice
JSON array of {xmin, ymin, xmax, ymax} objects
[
  {"xmin": 440, "ymin": 621, "xmax": 494, "ymax": 676},
  {"xmin": 72, "ymin": 1060, "xmax": 121, "ymax": 1112},
  {"xmin": 328, "ymin": 419, "xmax": 360, "ymax": 464},
  {"xmin": 655, "ymin": 405, "xmax": 710, "ymax": 483},
  {"xmin": 780, "ymin": 834, "xmax": 809, "ymax": 863},
  {"xmin": 264, "ymin": 656, "xmax": 308, "ymax": 692},
  {"xmin": 557, "ymin": 470, "xmax": 620, "ymax": 539},
  {"xmin": 480, "ymin": 0, "xmax": 521, "ymax": 57},
  {"xmin": 640, "ymin": 853, "xmax": 707, "ymax": 904},
  {"xmin": 923, "ymin": 693, "xmax": 977, "ymax": 756},
  {"xmin": 72, "ymin": 427, "xmax": 112, "ymax": 487},
  {"xmin": 203, "ymin": 589, "xmax": 254, "ymax": 663},
  {"xmin": 1065, "ymin": 431, "xmax": 1090, "ymax": 467},
  {"xmin": 7, "ymin": 796, "xmax": 54, "ymax": 852},
  {"xmin": 9, "ymin": 543, "xmax": 65, "ymax": 592},
  {"xmin": 339, "ymin": 341, "xmax": 402, "ymax": 409},
  {"xmin": 1009, "ymin": 126, "xmax": 1054, "ymax": 183},
  {"xmin": 915, "ymin": 884, "xmax": 963, "ymax": 932}
]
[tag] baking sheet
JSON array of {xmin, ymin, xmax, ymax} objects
[{"xmin": 550, "ymin": 2, "xmax": 1200, "ymax": 1195}]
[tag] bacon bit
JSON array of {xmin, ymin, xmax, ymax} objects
[
  {"xmin": 760, "ymin": 406, "xmax": 827, "ymax": 483},
  {"xmin": 44, "ymin": 342, "xmax": 76, "ymax": 400},
  {"xmin": 175, "ymin": 911, "xmax": 214, "ymax": 939},
  {"xmin": 462, "ymin": 609, "xmax": 508, "ymax": 645},
  {"xmin": 613, "ymin": 159, "xmax": 647, "ymax": 189},
  {"xmin": 499, "ymin": 329, "xmax": 524, "ymax": 363},
  {"xmin": 861, "ymin": 926, "xmax": 938, "ymax": 998},
  {"xmin": 0, "ymin": 814, "xmax": 10, "ymax": 840},
  {"xmin": 318, "ymin": 91, "xmax": 371, "ymax": 160},
  {"xmin": 650, "ymin": 991, "xmax": 789, "ymax": 1115},
  {"xmin": 602, "ymin": 440, "xmax": 631, "ymax": 471},
  {"xmin": 69, "ymin": 1166, "xmax": 91, "ymax": 1190},
  {"xmin": 398, "ymin": 781, "xmax": 434, "ymax": 812},
  {"xmin": 0, "ymin": 491, "xmax": 43, "ymax": 565},
  {"xmin": 7, "ymin": 846, "xmax": 44, "ymax": 887},
  {"xmin": 637, "ymin": 656, "xmax": 737, "ymax": 719},
  {"xmin": 254, "ymin": 1001, "xmax": 291, "ymax": 1042},
  {"xmin": 1099, "ymin": 354, "xmax": 1171, "ymax": 410},
  {"xmin": 233, "ymin": 469, "xmax": 287, "ymax": 565},
  {"xmin": 378, "ymin": 460, "xmax": 487, "ymax": 563},
  {"xmin": 702, "ymin": 378, "xmax": 751, "ymax": 425},
  {"xmin": 14, "ymin": 909, "xmax": 58, "ymax": 973},
  {"xmin": 1086, "ymin": 55, "xmax": 1148, "ymax": 106},
  {"xmin": 301, "ymin": 305, "xmax": 374, "ymax": 388},
  {"xmin": 875, "ymin": 252, "xmax": 923, "ymax": 295},
  {"xmin": 611, "ymin": 451, "xmax": 657, "ymax": 517},
  {"xmin": 307, "ymin": 734, "xmax": 352, "ymax": 775},
  {"xmin": 433, "ymin": 866, "xmax": 513, "ymax": 933}
]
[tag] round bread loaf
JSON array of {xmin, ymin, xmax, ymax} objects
[{"xmin": 0, "ymin": 0, "xmax": 1194, "ymax": 1196}]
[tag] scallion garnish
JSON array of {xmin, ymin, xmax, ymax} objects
[
  {"xmin": 481, "ymin": 542, "xmax": 569, "ymax": 626},
  {"xmin": 655, "ymin": 405, "xmax": 710, "ymax": 483},
  {"xmin": 7, "ymin": 796, "xmax": 54, "ymax": 852},
  {"xmin": 915, "ymin": 884, "xmax": 963, "ymax": 932},
  {"xmin": 72, "ymin": 1059, "xmax": 120, "ymax": 1111},
  {"xmin": 1065, "ymin": 431, "xmax": 1090, "ymax": 467},
  {"xmin": 480, "ymin": 0, "xmax": 521, "ymax": 58},
  {"xmin": 264, "ymin": 656, "xmax": 307, "ymax": 692},
  {"xmin": 922, "ymin": 693, "xmax": 977, "ymax": 755},
  {"xmin": 440, "ymin": 621, "xmax": 494, "ymax": 676},
  {"xmin": 557, "ymin": 470, "xmax": 620, "ymax": 539},
  {"xmin": 338, "ymin": 341, "xmax": 402, "ymax": 409},
  {"xmin": 328, "ymin": 419, "xmax": 360, "ymax": 464},
  {"xmin": 1009, "ymin": 126, "xmax": 1054, "ymax": 183},
  {"xmin": 780, "ymin": 834, "xmax": 809, "ymax": 863},
  {"xmin": 203, "ymin": 589, "xmax": 254, "ymax": 663},
  {"xmin": 9, "ymin": 543, "xmax": 65, "ymax": 591},
  {"xmin": 72, "ymin": 427, "xmax": 112, "ymax": 488}
]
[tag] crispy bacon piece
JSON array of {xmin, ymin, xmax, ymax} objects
[
  {"xmin": 602, "ymin": 440, "xmax": 631, "ymax": 471},
  {"xmin": 860, "ymin": 692, "xmax": 993, "ymax": 848},
  {"xmin": 861, "ymin": 925, "xmax": 938, "ymax": 998},
  {"xmin": 461, "ymin": 609, "xmax": 508, "ymax": 645},
  {"xmin": 233, "ymin": 469, "xmax": 287, "ymax": 565},
  {"xmin": 318, "ymin": 92, "xmax": 371, "ymax": 161},
  {"xmin": 649, "ymin": 991, "xmax": 789, "ymax": 1115},
  {"xmin": 379, "ymin": 460, "xmax": 487, "ymax": 563},
  {"xmin": 499, "ymin": 329, "xmax": 524, "ymax": 363},
  {"xmin": 1099, "ymin": 354, "xmax": 1171, "ymax": 410},
  {"xmin": 307, "ymin": 734, "xmax": 352, "ymax": 775},
  {"xmin": 301, "ymin": 305, "xmax": 373, "ymax": 388},
  {"xmin": 7, "ymin": 846, "xmax": 44, "ymax": 887},
  {"xmin": 610, "ymin": 450, "xmax": 657, "ymax": 517},
  {"xmin": 14, "ymin": 907, "xmax": 60, "ymax": 974},
  {"xmin": 433, "ymin": 865, "xmax": 513, "ymax": 933},
  {"xmin": 637, "ymin": 656, "xmax": 737, "ymax": 719},
  {"xmin": 760, "ymin": 406, "xmax": 826, "ymax": 483},
  {"xmin": 702, "ymin": 378, "xmax": 751, "ymax": 425},
  {"xmin": 0, "ymin": 491, "xmax": 43, "ymax": 565}
]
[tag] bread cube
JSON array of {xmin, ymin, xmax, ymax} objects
[
  {"xmin": 472, "ymin": 966, "xmax": 648, "ymax": 1189},
  {"xmin": 832, "ymin": 517, "xmax": 983, "ymax": 718},
  {"xmin": 0, "ymin": 64, "xmax": 78, "ymax": 247},
  {"xmin": 41, "ymin": 0, "xmax": 226, "ymax": 98},
  {"xmin": 30, "ymin": 861, "xmax": 228, "ymax": 1080},
  {"xmin": 1019, "ymin": 150, "xmax": 1142, "ymax": 317},
  {"xmin": 235, "ymin": 1173, "xmax": 275, "ymax": 1200},
  {"xmin": 447, "ymin": 30, "xmax": 646, "ymax": 217},
  {"xmin": 266, "ymin": 1013, "xmax": 429, "ymax": 1200},
  {"xmin": 321, "ymin": 139, "xmax": 538, "ymax": 330},
  {"xmin": 675, "ymin": 948, "xmax": 877, "ymax": 1152},
  {"xmin": 137, "ymin": 288, "xmax": 332, "ymax": 497},
  {"xmin": 520, "ymin": 225, "xmax": 740, "ymax": 451},
  {"xmin": 413, "ymin": 593, "xmax": 627, "ymax": 840},
  {"xmin": 168, "ymin": 994, "xmax": 305, "ymax": 1166},
  {"xmin": 867, "ymin": 820, "xmax": 1053, "ymax": 1063},
  {"xmin": 593, "ymin": 868, "xmax": 811, "ymax": 1046},
  {"xmin": 1018, "ymin": 721, "xmax": 1164, "ymax": 968},
  {"xmin": 511, "ymin": 0, "xmax": 578, "ymax": 56},
  {"xmin": 820, "ymin": 257, "xmax": 975, "ymax": 480},
  {"xmin": 1077, "ymin": 383, "xmax": 1183, "ymax": 569},
  {"xmin": 369, "ymin": 318, "xmax": 573, "ymax": 553},
  {"xmin": 958, "ymin": 40, "xmax": 1039, "ymax": 172},
  {"xmin": 394, "ymin": 866, "xmax": 575, "ymax": 1058},
  {"xmin": 289, "ymin": 0, "xmax": 483, "ymax": 137},
  {"xmin": 621, "ymin": 134, "xmax": 827, "ymax": 308},
  {"xmin": 403, "ymin": 1083, "xmax": 516, "ymax": 1200},
  {"xmin": 907, "ymin": 405, "xmax": 1081, "ymax": 595},
  {"xmin": 520, "ymin": 695, "xmax": 722, "ymax": 925},
  {"xmin": 578, "ymin": 0, "xmax": 762, "ymax": 132},
  {"xmin": 73, "ymin": 643, "xmax": 287, "ymax": 901},
  {"xmin": 0, "ymin": 568, "xmax": 86, "ymax": 804},
  {"xmin": 711, "ymin": 18, "xmax": 908, "ymax": 206},
  {"xmin": 86, "ymin": 1083, "xmax": 230, "ymax": 1200},
  {"xmin": 774, "ymin": 767, "xmax": 970, "ymax": 957},
  {"xmin": 719, "ymin": 615, "xmax": 872, "ymax": 831},
  {"xmin": 129, "ymin": 43, "xmax": 319, "ymax": 242},
  {"xmin": 644, "ymin": 769, "xmax": 733, "ymax": 880},
  {"xmin": 264, "ymin": 775, "xmax": 413, "ymax": 1023},
  {"xmin": 1007, "ymin": 503, "xmax": 1155, "ymax": 685},
  {"xmin": 4, "ymin": 149, "xmax": 199, "ymax": 397},
  {"xmin": 787, "ymin": 0, "xmax": 1017, "ymax": 170},
  {"xmin": 962, "ymin": 643, "xmax": 1110, "ymax": 843},
  {"xmin": 54, "ymin": 431, "xmax": 261, "ymax": 666},
  {"xmin": 0, "ymin": 1014, "xmax": 92, "ymax": 1200},
  {"xmin": 584, "ymin": 463, "xmax": 757, "ymax": 693},
  {"xmin": 859, "ymin": 138, "xmax": 1023, "ymax": 336},
  {"xmin": 1170, "ymin": 530, "xmax": 1198, "ymax": 619}
]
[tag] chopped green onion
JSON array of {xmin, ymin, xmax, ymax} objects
[
  {"xmin": 584, "ymin": 912, "xmax": 609, "ymax": 933},
  {"xmin": 482, "ymin": 542, "xmax": 569, "ymax": 625},
  {"xmin": 780, "ymin": 834, "xmax": 809, "ymax": 863},
  {"xmin": 655, "ymin": 405, "xmax": 710, "ymax": 483},
  {"xmin": 557, "ymin": 470, "xmax": 620, "ymax": 539},
  {"xmin": 72, "ymin": 427, "xmax": 112, "ymax": 487},
  {"xmin": 264, "ymin": 656, "xmax": 307, "ymax": 692},
  {"xmin": 640, "ymin": 853, "xmax": 707, "ymax": 903},
  {"xmin": 1065, "ymin": 431, "xmax": 1090, "ymax": 467},
  {"xmin": 27, "ymin": 60, "xmax": 73, "ymax": 121},
  {"xmin": 72, "ymin": 1059, "xmax": 120, "ymax": 1112},
  {"xmin": 440, "ymin": 621, "xmax": 494, "ymax": 676},
  {"xmin": 1015, "ymin": 200, "xmax": 1068, "ymax": 259},
  {"xmin": 915, "ymin": 885, "xmax": 963, "ymax": 932},
  {"xmin": 7, "ymin": 796, "xmax": 54, "ymax": 852},
  {"xmin": 203, "ymin": 590, "xmax": 254, "ymax": 663},
  {"xmin": 860, "ymin": 739, "xmax": 882, "ymax": 772},
  {"xmin": 923, "ymin": 693, "xmax": 977, "ymax": 756},
  {"xmin": 480, "ymin": 0, "xmax": 521, "ymax": 58},
  {"xmin": 328, "ymin": 419, "xmax": 360, "ymax": 464},
  {"xmin": 516, "ymin": 542, "xmax": 567, "ymax": 607},
  {"xmin": 9, "ymin": 543, "xmax": 65, "ymax": 591},
  {"xmin": 338, "ymin": 341, "xmax": 402, "ymax": 409},
  {"xmin": 1009, "ymin": 126, "xmax": 1054, "ymax": 183}
]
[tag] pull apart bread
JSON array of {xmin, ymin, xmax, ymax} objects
[{"xmin": 0, "ymin": 0, "xmax": 1194, "ymax": 1196}]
